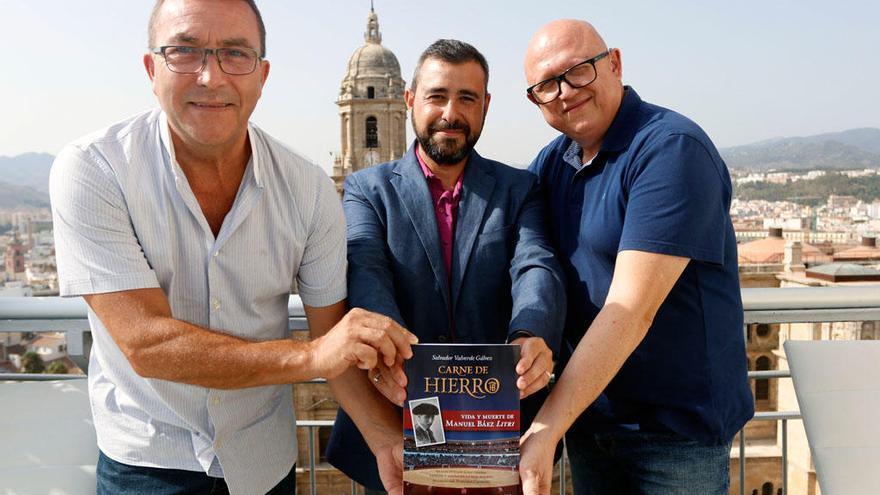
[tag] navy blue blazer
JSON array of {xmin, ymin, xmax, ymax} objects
[{"xmin": 326, "ymin": 143, "xmax": 565, "ymax": 490}]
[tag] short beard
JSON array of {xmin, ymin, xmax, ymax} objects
[{"xmin": 413, "ymin": 113, "xmax": 481, "ymax": 165}]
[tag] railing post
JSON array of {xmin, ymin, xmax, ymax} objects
[
  {"xmin": 782, "ymin": 419, "xmax": 788, "ymax": 495},
  {"xmin": 739, "ymin": 429, "xmax": 746, "ymax": 495},
  {"xmin": 308, "ymin": 425, "xmax": 317, "ymax": 495}
]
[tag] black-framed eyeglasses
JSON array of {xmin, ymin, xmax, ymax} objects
[
  {"xmin": 526, "ymin": 50, "xmax": 611, "ymax": 105},
  {"xmin": 151, "ymin": 45, "xmax": 261, "ymax": 75}
]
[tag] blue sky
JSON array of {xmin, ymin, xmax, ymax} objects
[{"xmin": 1, "ymin": 0, "xmax": 878, "ymax": 171}]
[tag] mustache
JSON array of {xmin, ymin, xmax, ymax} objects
[{"xmin": 429, "ymin": 119, "xmax": 469, "ymax": 133}]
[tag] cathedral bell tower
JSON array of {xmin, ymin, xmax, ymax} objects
[
  {"xmin": 332, "ymin": 5, "xmax": 407, "ymax": 193},
  {"xmin": 4, "ymin": 232, "xmax": 26, "ymax": 281}
]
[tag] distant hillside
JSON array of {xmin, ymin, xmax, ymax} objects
[
  {"xmin": 0, "ymin": 180, "xmax": 50, "ymax": 209},
  {"xmin": 734, "ymin": 172, "xmax": 880, "ymax": 205},
  {"xmin": 0, "ymin": 152, "xmax": 54, "ymax": 193},
  {"xmin": 721, "ymin": 128, "xmax": 880, "ymax": 171}
]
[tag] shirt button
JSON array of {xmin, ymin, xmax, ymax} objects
[
  {"xmin": 211, "ymin": 299, "xmax": 221, "ymax": 311},
  {"xmin": 215, "ymin": 438, "xmax": 222, "ymax": 449},
  {"xmin": 211, "ymin": 396, "xmax": 221, "ymax": 406},
  {"xmin": 213, "ymin": 251, "xmax": 219, "ymax": 258}
]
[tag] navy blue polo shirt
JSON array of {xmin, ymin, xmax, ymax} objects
[{"xmin": 528, "ymin": 87, "xmax": 753, "ymax": 445}]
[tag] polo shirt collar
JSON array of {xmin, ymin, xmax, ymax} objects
[
  {"xmin": 600, "ymin": 85, "xmax": 642, "ymax": 154},
  {"xmin": 561, "ymin": 86, "xmax": 642, "ymax": 171}
]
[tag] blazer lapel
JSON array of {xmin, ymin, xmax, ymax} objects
[
  {"xmin": 450, "ymin": 151, "xmax": 495, "ymax": 312},
  {"xmin": 390, "ymin": 146, "xmax": 450, "ymax": 309}
]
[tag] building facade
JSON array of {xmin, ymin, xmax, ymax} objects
[
  {"xmin": 4, "ymin": 233, "xmax": 26, "ymax": 282},
  {"xmin": 331, "ymin": 7, "xmax": 407, "ymax": 194}
]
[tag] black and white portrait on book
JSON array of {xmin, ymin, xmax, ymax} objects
[{"xmin": 409, "ymin": 397, "xmax": 446, "ymax": 447}]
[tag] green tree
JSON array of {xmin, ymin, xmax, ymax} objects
[
  {"xmin": 20, "ymin": 351, "xmax": 45, "ymax": 374},
  {"xmin": 45, "ymin": 361, "xmax": 68, "ymax": 374}
]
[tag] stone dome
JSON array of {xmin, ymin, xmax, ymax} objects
[
  {"xmin": 339, "ymin": 9, "xmax": 405, "ymax": 101},
  {"xmin": 345, "ymin": 42, "xmax": 402, "ymax": 80}
]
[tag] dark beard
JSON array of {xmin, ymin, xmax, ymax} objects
[{"xmin": 414, "ymin": 117, "xmax": 480, "ymax": 165}]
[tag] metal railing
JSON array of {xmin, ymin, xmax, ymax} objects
[
  {"xmin": 4, "ymin": 286, "xmax": 880, "ymax": 495},
  {"xmin": 1, "ymin": 295, "xmax": 567, "ymax": 494},
  {"xmin": 737, "ymin": 286, "xmax": 880, "ymax": 495}
]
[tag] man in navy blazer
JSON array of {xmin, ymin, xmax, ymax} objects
[{"xmin": 325, "ymin": 39, "xmax": 566, "ymax": 494}]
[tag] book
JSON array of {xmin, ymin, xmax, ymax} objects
[{"xmin": 403, "ymin": 343, "xmax": 521, "ymax": 494}]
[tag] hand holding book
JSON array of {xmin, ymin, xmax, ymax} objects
[
  {"xmin": 511, "ymin": 335, "xmax": 554, "ymax": 399},
  {"xmin": 369, "ymin": 355, "xmax": 408, "ymax": 406}
]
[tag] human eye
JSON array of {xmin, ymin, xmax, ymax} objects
[
  {"xmin": 171, "ymin": 46, "xmax": 200, "ymax": 55},
  {"xmin": 532, "ymin": 79, "xmax": 556, "ymax": 96},
  {"xmin": 566, "ymin": 63, "xmax": 596, "ymax": 85},
  {"xmin": 223, "ymin": 48, "xmax": 251, "ymax": 59}
]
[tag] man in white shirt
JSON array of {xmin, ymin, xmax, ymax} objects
[{"xmin": 50, "ymin": 1, "xmax": 414, "ymax": 493}]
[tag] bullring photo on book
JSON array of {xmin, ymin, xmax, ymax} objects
[{"xmin": 403, "ymin": 343, "xmax": 521, "ymax": 495}]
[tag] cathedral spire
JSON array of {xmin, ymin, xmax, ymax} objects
[{"xmin": 365, "ymin": 4, "xmax": 382, "ymax": 44}]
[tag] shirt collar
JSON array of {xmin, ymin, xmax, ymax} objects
[
  {"xmin": 415, "ymin": 143, "xmax": 464, "ymax": 196},
  {"xmin": 561, "ymin": 86, "xmax": 642, "ymax": 171},
  {"xmin": 158, "ymin": 110, "xmax": 262, "ymax": 188},
  {"xmin": 600, "ymin": 85, "xmax": 642, "ymax": 154}
]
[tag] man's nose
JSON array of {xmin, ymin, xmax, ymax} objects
[
  {"xmin": 196, "ymin": 51, "xmax": 225, "ymax": 86},
  {"xmin": 558, "ymin": 78, "xmax": 579, "ymax": 101},
  {"xmin": 441, "ymin": 99, "xmax": 460, "ymax": 121}
]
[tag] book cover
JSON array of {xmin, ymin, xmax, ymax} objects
[{"xmin": 403, "ymin": 343, "xmax": 521, "ymax": 494}]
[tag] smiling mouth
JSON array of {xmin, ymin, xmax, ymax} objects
[
  {"xmin": 190, "ymin": 102, "xmax": 232, "ymax": 109},
  {"xmin": 563, "ymin": 97, "xmax": 591, "ymax": 113}
]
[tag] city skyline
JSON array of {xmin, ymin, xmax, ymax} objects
[{"xmin": 2, "ymin": 0, "xmax": 879, "ymax": 174}]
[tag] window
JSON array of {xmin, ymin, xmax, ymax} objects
[
  {"xmin": 761, "ymin": 482, "xmax": 774, "ymax": 495},
  {"xmin": 755, "ymin": 355, "xmax": 771, "ymax": 400},
  {"xmin": 367, "ymin": 86, "xmax": 375, "ymax": 99},
  {"xmin": 756, "ymin": 324, "xmax": 770, "ymax": 338},
  {"xmin": 365, "ymin": 116, "xmax": 378, "ymax": 148}
]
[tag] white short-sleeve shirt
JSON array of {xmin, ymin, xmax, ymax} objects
[{"xmin": 50, "ymin": 109, "xmax": 346, "ymax": 494}]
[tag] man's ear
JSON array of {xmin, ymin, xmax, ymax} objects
[
  {"xmin": 259, "ymin": 59, "xmax": 270, "ymax": 87},
  {"xmin": 610, "ymin": 48, "xmax": 623, "ymax": 80},
  {"xmin": 404, "ymin": 88, "xmax": 415, "ymax": 110},
  {"xmin": 144, "ymin": 53, "xmax": 156, "ymax": 81}
]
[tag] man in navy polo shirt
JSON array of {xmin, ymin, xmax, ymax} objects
[{"xmin": 517, "ymin": 19, "xmax": 753, "ymax": 495}]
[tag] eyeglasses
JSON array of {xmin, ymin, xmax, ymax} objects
[
  {"xmin": 151, "ymin": 45, "xmax": 261, "ymax": 75},
  {"xmin": 526, "ymin": 50, "xmax": 611, "ymax": 105}
]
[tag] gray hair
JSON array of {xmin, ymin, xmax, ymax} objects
[{"xmin": 148, "ymin": 0, "xmax": 267, "ymax": 58}]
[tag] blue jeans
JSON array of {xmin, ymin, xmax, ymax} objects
[
  {"xmin": 566, "ymin": 429, "xmax": 731, "ymax": 495},
  {"xmin": 97, "ymin": 451, "xmax": 296, "ymax": 495}
]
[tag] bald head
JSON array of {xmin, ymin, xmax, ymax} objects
[
  {"xmin": 524, "ymin": 19, "xmax": 607, "ymax": 84},
  {"xmin": 523, "ymin": 19, "xmax": 624, "ymax": 157}
]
